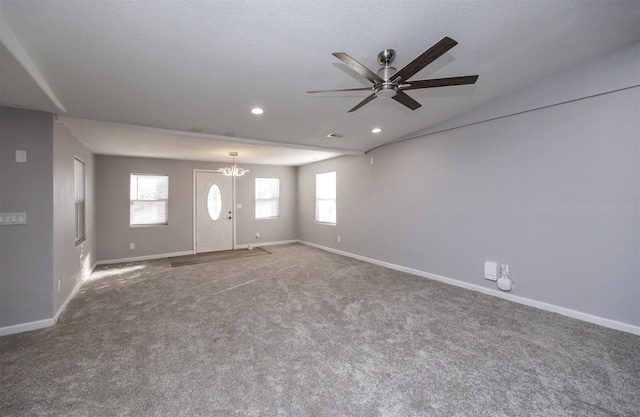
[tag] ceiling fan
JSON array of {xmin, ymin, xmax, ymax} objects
[{"xmin": 308, "ymin": 37, "xmax": 478, "ymax": 112}]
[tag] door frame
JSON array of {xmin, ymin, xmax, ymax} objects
[{"xmin": 192, "ymin": 169, "xmax": 236, "ymax": 253}]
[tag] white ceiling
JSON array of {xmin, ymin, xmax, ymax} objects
[{"xmin": 1, "ymin": 1, "xmax": 639, "ymax": 166}]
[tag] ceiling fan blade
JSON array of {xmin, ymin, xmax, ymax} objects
[
  {"xmin": 391, "ymin": 90, "xmax": 422, "ymax": 111},
  {"xmin": 307, "ymin": 86, "xmax": 373, "ymax": 93},
  {"xmin": 347, "ymin": 93, "xmax": 377, "ymax": 113},
  {"xmin": 390, "ymin": 37, "xmax": 458, "ymax": 83},
  {"xmin": 333, "ymin": 52, "xmax": 383, "ymax": 84},
  {"xmin": 400, "ymin": 75, "xmax": 479, "ymax": 90}
]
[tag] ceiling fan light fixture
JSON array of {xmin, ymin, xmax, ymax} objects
[{"xmin": 374, "ymin": 83, "xmax": 397, "ymax": 98}]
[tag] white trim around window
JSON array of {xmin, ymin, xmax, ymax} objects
[
  {"xmin": 255, "ymin": 177, "xmax": 280, "ymax": 219},
  {"xmin": 315, "ymin": 171, "xmax": 336, "ymax": 225},
  {"xmin": 130, "ymin": 173, "xmax": 169, "ymax": 226}
]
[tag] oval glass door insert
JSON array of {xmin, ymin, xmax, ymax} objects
[{"xmin": 207, "ymin": 184, "xmax": 222, "ymax": 221}]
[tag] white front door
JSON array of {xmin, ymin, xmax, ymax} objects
[{"xmin": 195, "ymin": 171, "xmax": 233, "ymax": 253}]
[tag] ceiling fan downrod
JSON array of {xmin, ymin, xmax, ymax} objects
[{"xmin": 376, "ymin": 49, "xmax": 397, "ymax": 82}]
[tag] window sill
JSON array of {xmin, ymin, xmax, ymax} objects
[
  {"xmin": 315, "ymin": 221, "xmax": 336, "ymax": 226},
  {"xmin": 130, "ymin": 224, "xmax": 169, "ymax": 228}
]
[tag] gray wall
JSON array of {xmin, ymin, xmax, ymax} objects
[
  {"xmin": 2, "ymin": 44, "xmax": 636, "ymax": 333},
  {"xmin": 234, "ymin": 164, "xmax": 297, "ymax": 246},
  {"xmin": 0, "ymin": 107, "xmax": 54, "ymax": 327},
  {"xmin": 53, "ymin": 122, "xmax": 95, "ymax": 316},
  {"xmin": 298, "ymin": 45, "xmax": 639, "ymax": 327},
  {"xmin": 96, "ymin": 156, "xmax": 297, "ymax": 261}
]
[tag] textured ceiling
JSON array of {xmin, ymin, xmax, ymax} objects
[{"xmin": 1, "ymin": 1, "xmax": 639, "ymax": 165}]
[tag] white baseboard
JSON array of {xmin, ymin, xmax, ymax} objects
[
  {"xmin": 96, "ymin": 250, "xmax": 194, "ymax": 265},
  {"xmin": 235, "ymin": 239, "xmax": 298, "ymax": 250},
  {"xmin": 54, "ymin": 278, "xmax": 85, "ymax": 323},
  {"xmin": 299, "ymin": 241, "xmax": 640, "ymax": 336},
  {"xmin": 0, "ymin": 318, "xmax": 55, "ymax": 336},
  {"xmin": 98, "ymin": 243, "xmax": 299, "ymax": 264},
  {"xmin": 7, "ymin": 242, "xmax": 635, "ymax": 337},
  {"xmin": 2, "ymin": 261, "xmax": 99, "ymax": 336}
]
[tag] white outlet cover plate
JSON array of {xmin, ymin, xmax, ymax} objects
[
  {"xmin": 484, "ymin": 261, "xmax": 498, "ymax": 281},
  {"xmin": 16, "ymin": 150, "xmax": 27, "ymax": 163}
]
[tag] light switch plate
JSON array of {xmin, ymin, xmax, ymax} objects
[{"xmin": 0, "ymin": 212, "xmax": 27, "ymax": 225}]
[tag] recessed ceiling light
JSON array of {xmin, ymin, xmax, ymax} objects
[
  {"xmin": 251, "ymin": 108, "xmax": 264, "ymax": 115},
  {"xmin": 371, "ymin": 128, "xmax": 382, "ymax": 133}
]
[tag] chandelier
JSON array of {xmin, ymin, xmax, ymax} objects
[{"xmin": 218, "ymin": 152, "xmax": 249, "ymax": 177}]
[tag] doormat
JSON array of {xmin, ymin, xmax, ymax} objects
[{"xmin": 169, "ymin": 247, "xmax": 271, "ymax": 267}]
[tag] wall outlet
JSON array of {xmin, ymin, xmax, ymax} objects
[
  {"xmin": 57, "ymin": 280, "xmax": 61, "ymax": 292},
  {"xmin": 497, "ymin": 277, "xmax": 513, "ymax": 291},
  {"xmin": 130, "ymin": 243, "xmax": 135, "ymax": 249},
  {"xmin": 337, "ymin": 236, "xmax": 341, "ymax": 243},
  {"xmin": 256, "ymin": 232, "xmax": 260, "ymax": 239}
]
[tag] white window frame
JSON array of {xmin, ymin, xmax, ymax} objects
[
  {"xmin": 74, "ymin": 158, "xmax": 86, "ymax": 245},
  {"xmin": 255, "ymin": 177, "xmax": 280, "ymax": 220},
  {"xmin": 130, "ymin": 174, "xmax": 169, "ymax": 226},
  {"xmin": 315, "ymin": 171, "xmax": 336, "ymax": 225}
]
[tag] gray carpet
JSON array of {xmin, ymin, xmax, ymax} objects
[
  {"xmin": 1, "ymin": 243, "xmax": 639, "ymax": 416},
  {"xmin": 168, "ymin": 247, "xmax": 270, "ymax": 267}
]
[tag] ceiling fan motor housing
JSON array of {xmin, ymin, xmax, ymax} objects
[{"xmin": 377, "ymin": 66, "xmax": 397, "ymax": 82}]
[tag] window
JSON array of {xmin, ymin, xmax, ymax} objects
[
  {"xmin": 255, "ymin": 178, "xmax": 280, "ymax": 219},
  {"xmin": 207, "ymin": 184, "xmax": 222, "ymax": 221},
  {"xmin": 130, "ymin": 174, "xmax": 169, "ymax": 226},
  {"xmin": 74, "ymin": 158, "xmax": 85, "ymax": 244},
  {"xmin": 315, "ymin": 171, "xmax": 336, "ymax": 225}
]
